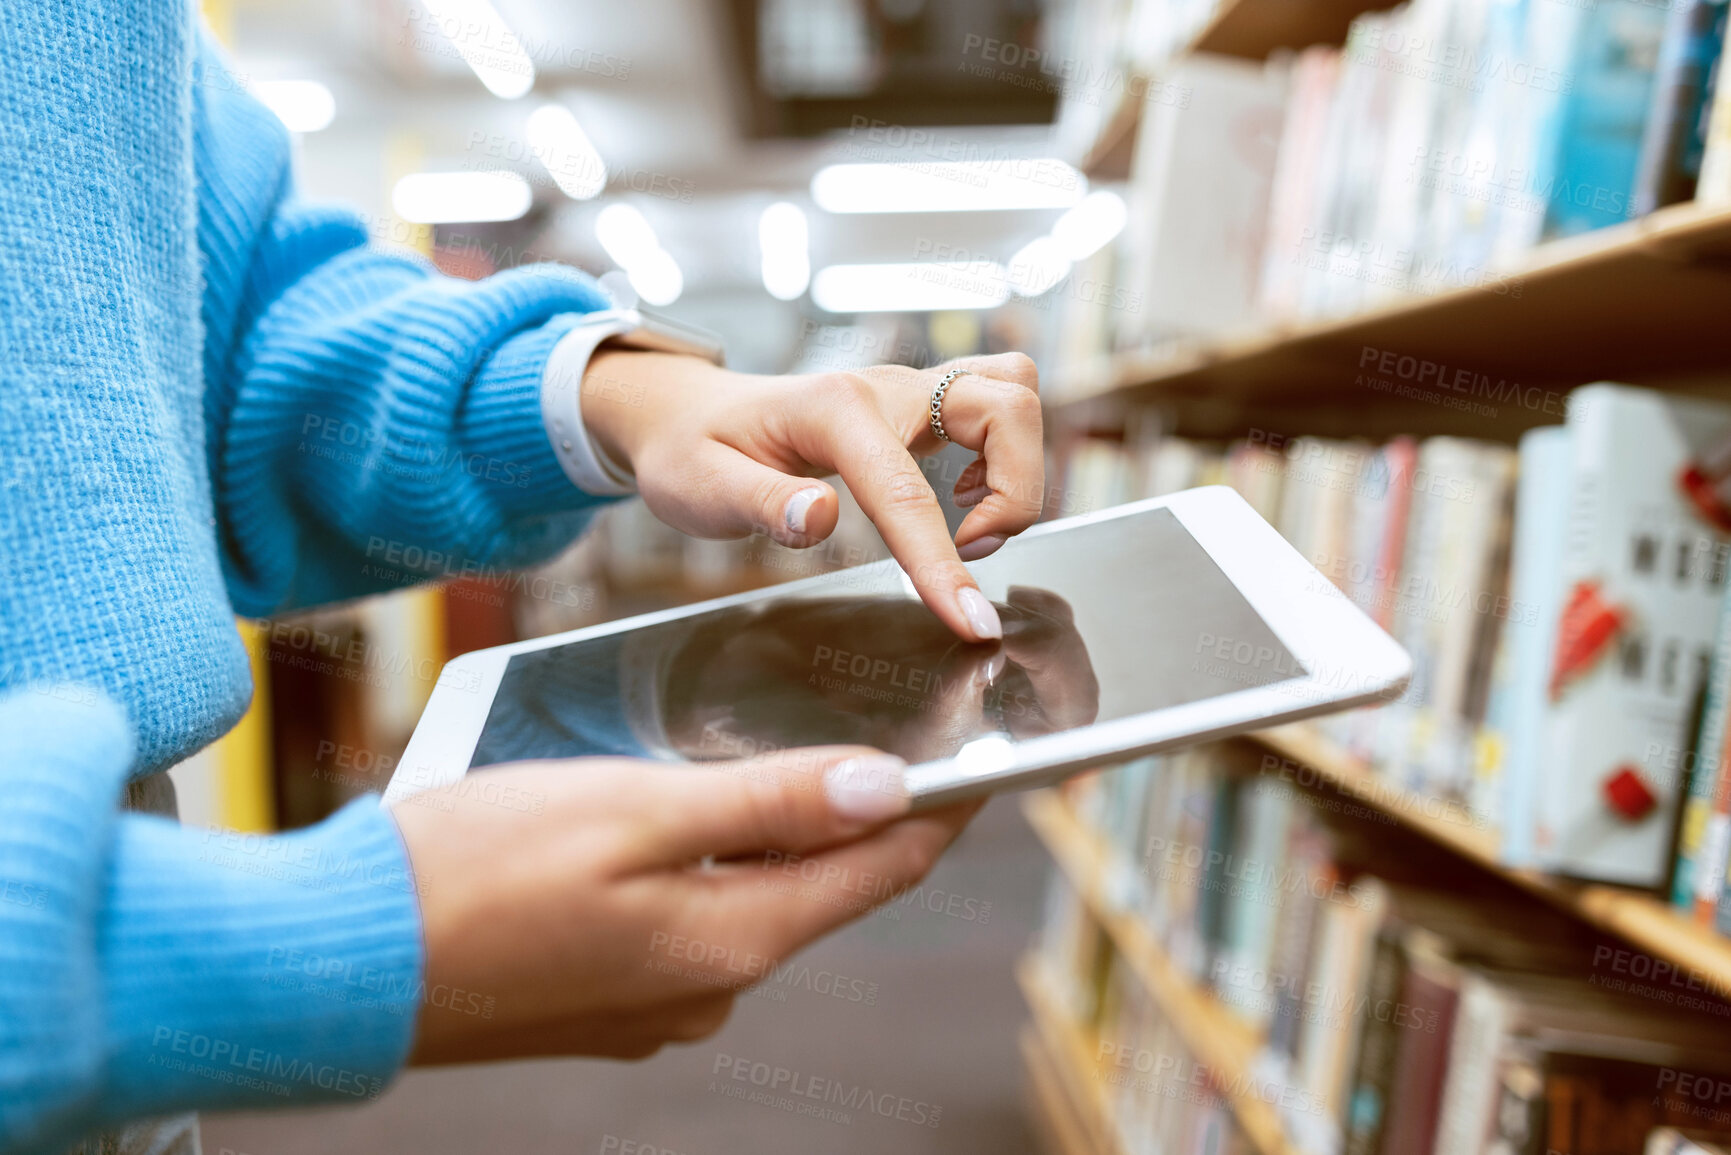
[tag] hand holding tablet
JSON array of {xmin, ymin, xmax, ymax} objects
[
  {"xmin": 386, "ymin": 487, "xmax": 1410, "ymax": 1065},
  {"xmin": 394, "ymin": 745, "xmax": 978, "ymax": 1065}
]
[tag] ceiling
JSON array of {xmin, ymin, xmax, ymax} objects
[{"xmin": 218, "ymin": 0, "xmax": 1084, "ymax": 309}]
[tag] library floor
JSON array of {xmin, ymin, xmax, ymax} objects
[{"xmin": 200, "ymin": 795, "xmax": 1046, "ymax": 1155}]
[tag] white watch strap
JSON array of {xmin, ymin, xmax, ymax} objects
[{"xmin": 540, "ymin": 311, "xmax": 643, "ymax": 497}]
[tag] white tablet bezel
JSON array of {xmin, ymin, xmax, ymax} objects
[{"xmin": 383, "ymin": 487, "xmax": 1410, "ymax": 809}]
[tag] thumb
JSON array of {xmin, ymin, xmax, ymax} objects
[
  {"xmin": 630, "ymin": 746, "xmax": 910, "ymax": 868},
  {"xmin": 642, "ymin": 444, "xmax": 839, "ymax": 548}
]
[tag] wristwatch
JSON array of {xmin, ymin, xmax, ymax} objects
[{"xmin": 540, "ymin": 283, "xmax": 726, "ymax": 497}]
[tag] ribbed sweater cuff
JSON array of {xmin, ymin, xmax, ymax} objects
[
  {"xmin": 96, "ymin": 798, "xmax": 424, "ymax": 1122},
  {"xmin": 462, "ymin": 312, "xmax": 595, "ymax": 520}
]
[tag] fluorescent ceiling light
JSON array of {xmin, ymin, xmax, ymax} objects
[
  {"xmin": 1051, "ymin": 190, "xmax": 1128, "ymax": 260},
  {"xmin": 759, "ymin": 201, "xmax": 810, "ymax": 300},
  {"xmin": 811, "ymin": 262, "xmax": 1010, "ymax": 313},
  {"xmin": 419, "ymin": 0, "xmax": 535, "ymax": 99},
  {"xmin": 392, "ymin": 171, "xmax": 532, "ymax": 223},
  {"xmin": 595, "ymin": 203, "xmax": 682, "ymax": 306},
  {"xmin": 1006, "ymin": 236, "xmax": 1072, "ymax": 297},
  {"xmin": 594, "ymin": 203, "xmax": 661, "ymax": 268},
  {"xmin": 252, "ymin": 80, "xmax": 335, "ymax": 133},
  {"xmin": 810, "ymin": 160, "xmax": 1086, "ymax": 213},
  {"xmin": 627, "ymin": 248, "xmax": 684, "ymax": 308},
  {"xmin": 527, "ymin": 103, "xmax": 606, "ymax": 200}
]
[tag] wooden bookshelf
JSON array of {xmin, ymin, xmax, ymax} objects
[
  {"xmin": 1080, "ymin": 93, "xmax": 1142, "ymax": 182},
  {"xmin": 1021, "ymin": 790, "xmax": 1302, "ymax": 1155},
  {"xmin": 1053, "ymin": 200, "xmax": 1731, "ymax": 440},
  {"xmin": 1191, "ymin": 0, "xmax": 1397, "ymax": 61},
  {"xmin": 1022, "ymin": 734, "xmax": 1731, "ymax": 1155},
  {"xmin": 1018, "ymin": 958, "xmax": 1125, "ymax": 1155},
  {"xmin": 1248, "ymin": 724, "xmax": 1731, "ymax": 1000},
  {"xmin": 1022, "ymin": 1024, "xmax": 1107, "ymax": 1155}
]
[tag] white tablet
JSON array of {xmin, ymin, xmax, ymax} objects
[{"xmin": 383, "ymin": 488, "xmax": 1410, "ymax": 810}]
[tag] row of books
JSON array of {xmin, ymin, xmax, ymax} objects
[
  {"xmin": 1067, "ymin": 0, "xmax": 1731, "ymax": 344},
  {"xmin": 1038, "ymin": 866, "xmax": 1253, "ymax": 1155},
  {"xmin": 1041, "ymin": 748, "xmax": 1731, "ymax": 1155},
  {"xmin": 1255, "ymin": 0, "xmax": 1729, "ymax": 325},
  {"xmin": 1059, "ymin": 383, "xmax": 1731, "ymax": 895}
]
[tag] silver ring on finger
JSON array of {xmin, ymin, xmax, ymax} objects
[{"xmin": 929, "ymin": 368, "xmax": 964, "ymax": 442}]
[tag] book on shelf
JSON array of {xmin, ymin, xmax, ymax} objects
[
  {"xmin": 1376, "ymin": 927, "xmax": 1460, "ymax": 1155},
  {"xmin": 1056, "ymin": 380, "xmax": 1731, "ymax": 890},
  {"xmin": 1057, "ymin": 425, "xmax": 1520, "ymax": 828},
  {"xmin": 1633, "ymin": 0, "xmax": 1730, "ymax": 215},
  {"xmin": 1034, "ymin": 852, "xmax": 1257, "ymax": 1155},
  {"xmin": 1485, "ymin": 425, "xmax": 1572, "ymax": 870},
  {"xmin": 1259, "ymin": 46, "xmax": 1342, "ymax": 323},
  {"xmin": 1649, "ymin": 1129, "xmax": 1731, "ymax": 1155},
  {"xmin": 1252, "ymin": 0, "xmax": 1673, "ymax": 321},
  {"xmin": 1054, "ymin": 0, "xmax": 1723, "ymax": 353},
  {"xmin": 1540, "ymin": 0, "xmax": 1672, "ymax": 239},
  {"xmin": 1338, "ymin": 909, "xmax": 1405, "ymax": 1155},
  {"xmin": 1681, "ymin": 579, "xmax": 1731, "ymax": 921},
  {"xmin": 1343, "ymin": 437, "xmax": 1417, "ymax": 635},
  {"xmin": 1433, "ymin": 967, "xmax": 1731, "ymax": 1155},
  {"xmin": 1696, "ymin": 8, "xmax": 1731, "ymax": 202},
  {"xmin": 1039, "ymin": 867, "xmax": 1114, "ymax": 1028},
  {"xmin": 1291, "ymin": 874, "xmax": 1387, "ymax": 1153},
  {"xmin": 1387, "ymin": 438, "xmax": 1517, "ymax": 801},
  {"xmin": 1538, "ymin": 385, "xmax": 1731, "ymax": 887},
  {"xmin": 1042, "ymin": 750, "xmax": 1731, "ymax": 1155},
  {"xmin": 1122, "ymin": 52, "xmax": 1288, "ymax": 339}
]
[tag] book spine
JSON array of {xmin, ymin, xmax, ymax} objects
[
  {"xmin": 1378, "ymin": 946, "xmax": 1462, "ymax": 1155},
  {"xmin": 1491, "ymin": 1058, "xmax": 1547, "ymax": 1155},
  {"xmin": 1634, "ymin": 0, "xmax": 1706, "ymax": 216},
  {"xmin": 1266, "ymin": 820, "xmax": 1328, "ymax": 1064},
  {"xmin": 1431, "ymin": 974, "xmax": 1508, "ymax": 1155},
  {"xmin": 1697, "ymin": 10, "xmax": 1731, "ymax": 201},
  {"xmin": 1340, "ymin": 928, "xmax": 1408, "ymax": 1155},
  {"xmin": 1673, "ymin": 580, "xmax": 1731, "ymax": 909},
  {"xmin": 1496, "ymin": 428, "xmax": 1574, "ymax": 869},
  {"xmin": 1677, "ymin": 0, "xmax": 1731, "ymax": 194},
  {"xmin": 1713, "ymin": 832, "xmax": 1731, "ymax": 933},
  {"xmin": 1196, "ymin": 774, "xmax": 1240, "ymax": 980},
  {"xmin": 1374, "ymin": 438, "xmax": 1418, "ymax": 634},
  {"xmin": 1541, "ymin": 0, "xmax": 1670, "ymax": 239}
]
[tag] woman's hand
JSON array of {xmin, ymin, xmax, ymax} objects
[
  {"xmin": 579, "ymin": 350, "xmax": 1045, "ymax": 643},
  {"xmin": 391, "ymin": 746, "xmax": 978, "ymax": 1064}
]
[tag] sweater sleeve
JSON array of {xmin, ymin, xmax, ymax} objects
[
  {"xmin": 0, "ymin": 688, "xmax": 424, "ymax": 1155},
  {"xmin": 192, "ymin": 37, "xmax": 619, "ymax": 617}
]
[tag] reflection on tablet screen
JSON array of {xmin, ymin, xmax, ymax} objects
[{"xmin": 469, "ymin": 508, "xmax": 1305, "ymax": 768}]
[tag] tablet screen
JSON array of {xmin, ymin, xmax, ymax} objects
[{"xmin": 469, "ymin": 507, "xmax": 1305, "ymax": 769}]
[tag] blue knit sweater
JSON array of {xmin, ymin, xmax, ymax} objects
[{"xmin": 0, "ymin": 7, "xmax": 614, "ymax": 1150}]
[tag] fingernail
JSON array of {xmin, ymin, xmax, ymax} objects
[
  {"xmin": 957, "ymin": 534, "xmax": 1007, "ymax": 562},
  {"xmin": 956, "ymin": 587, "xmax": 1003, "ymax": 640},
  {"xmin": 824, "ymin": 755, "xmax": 909, "ymax": 822},
  {"xmin": 783, "ymin": 487, "xmax": 825, "ymax": 537},
  {"xmin": 974, "ymin": 648, "xmax": 1008, "ymax": 687}
]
